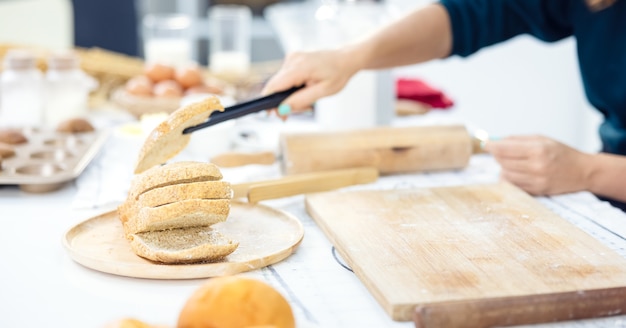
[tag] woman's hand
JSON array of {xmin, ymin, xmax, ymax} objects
[
  {"xmin": 262, "ymin": 48, "xmax": 362, "ymax": 115},
  {"xmin": 261, "ymin": 3, "xmax": 453, "ymax": 116},
  {"xmin": 484, "ymin": 135, "xmax": 594, "ymax": 195}
]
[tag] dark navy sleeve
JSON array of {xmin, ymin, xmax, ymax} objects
[{"xmin": 440, "ymin": 0, "xmax": 574, "ymax": 57}]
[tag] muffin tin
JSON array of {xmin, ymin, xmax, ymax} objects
[{"xmin": 0, "ymin": 128, "xmax": 108, "ymax": 193}]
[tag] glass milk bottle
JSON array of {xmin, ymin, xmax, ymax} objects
[
  {"xmin": 44, "ymin": 52, "xmax": 97, "ymax": 127},
  {"xmin": 0, "ymin": 50, "xmax": 44, "ymax": 128},
  {"xmin": 209, "ymin": 5, "xmax": 252, "ymax": 81},
  {"xmin": 142, "ymin": 13, "xmax": 193, "ymax": 67}
]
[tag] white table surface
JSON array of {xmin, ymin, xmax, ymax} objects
[{"xmin": 1, "ymin": 112, "xmax": 626, "ymax": 328}]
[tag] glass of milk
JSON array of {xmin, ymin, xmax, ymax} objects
[
  {"xmin": 142, "ymin": 13, "xmax": 192, "ymax": 67},
  {"xmin": 208, "ymin": 5, "xmax": 252, "ymax": 81}
]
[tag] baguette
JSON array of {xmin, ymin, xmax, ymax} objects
[
  {"xmin": 133, "ymin": 96, "xmax": 224, "ymax": 174},
  {"xmin": 128, "ymin": 226, "xmax": 239, "ymax": 264}
]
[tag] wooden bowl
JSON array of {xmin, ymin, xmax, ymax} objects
[
  {"xmin": 111, "ymin": 79, "xmax": 236, "ymax": 118},
  {"xmin": 111, "ymin": 88, "xmax": 182, "ymax": 117}
]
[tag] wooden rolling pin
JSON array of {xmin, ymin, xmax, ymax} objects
[
  {"xmin": 281, "ymin": 125, "xmax": 476, "ymax": 175},
  {"xmin": 212, "ymin": 125, "xmax": 486, "ymax": 175}
]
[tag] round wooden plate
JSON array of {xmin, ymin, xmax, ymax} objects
[{"xmin": 63, "ymin": 201, "xmax": 304, "ymax": 279}]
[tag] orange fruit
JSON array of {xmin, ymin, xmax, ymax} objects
[
  {"xmin": 104, "ymin": 318, "xmax": 171, "ymax": 328},
  {"xmin": 103, "ymin": 318, "xmax": 152, "ymax": 328},
  {"xmin": 177, "ymin": 276, "xmax": 295, "ymax": 328}
]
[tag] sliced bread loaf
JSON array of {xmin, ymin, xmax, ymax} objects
[{"xmin": 120, "ymin": 97, "xmax": 239, "ymax": 264}]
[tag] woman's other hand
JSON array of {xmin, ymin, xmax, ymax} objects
[{"xmin": 484, "ymin": 135, "xmax": 593, "ymax": 195}]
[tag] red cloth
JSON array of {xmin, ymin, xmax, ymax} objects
[{"xmin": 396, "ymin": 78, "xmax": 454, "ymax": 109}]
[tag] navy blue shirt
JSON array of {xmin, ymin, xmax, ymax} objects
[
  {"xmin": 440, "ymin": 0, "xmax": 626, "ymax": 155},
  {"xmin": 72, "ymin": 0, "xmax": 139, "ymax": 57}
]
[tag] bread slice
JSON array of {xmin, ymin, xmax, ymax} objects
[
  {"xmin": 124, "ymin": 199, "xmax": 231, "ymax": 235},
  {"xmin": 137, "ymin": 180, "xmax": 233, "ymax": 208},
  {"xmin": 133, "ymin": 97, "xmax": 224, "ymax": 174},
  {"xmin": 128, "ymin": 161, "xmax": 223, "ymax": 200},
  {"xmin": 128, "ymin": 226, "xmax": 239, "ymax": 263}
]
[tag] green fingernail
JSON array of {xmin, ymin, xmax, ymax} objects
[
  {"xmin": 278, "ymin": 104, "xmax": 291, "ymax": 116},
  {"xmin": 489, "ymin": 136, "xmax": 502, "ymax": 141}
]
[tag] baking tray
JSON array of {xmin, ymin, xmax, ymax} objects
[{"xmin": 0, "ymin": 128, "xmax": 109, "ymax": 193}]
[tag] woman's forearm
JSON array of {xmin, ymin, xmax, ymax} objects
[
  {"xmin": 342, "ymin": 4, "xmax": 453, "ymax": 71},
  {"xmin": 587, "ymin": 153, "xmax": 626, "ymax": 202}
]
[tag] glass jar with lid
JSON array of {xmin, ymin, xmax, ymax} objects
[
  {"xmin": 44, "ymin": 52, "xmax": 97, "ymax": 127},
  {"xmin": 0, "ymin": 49, "xmax": 44, "ymax": 128}
]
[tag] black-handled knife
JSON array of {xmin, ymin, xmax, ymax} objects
[{"xmin": 182, "ymin": 85, "xmax": 304, "ymax": 134}]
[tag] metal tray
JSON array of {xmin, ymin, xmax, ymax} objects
[{"xmin": 0, "ymin": 128, "xmax": 109, "ymax": 193}]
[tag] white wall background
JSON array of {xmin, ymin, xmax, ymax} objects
[
  {"xmin": 396, "ymin": 35, "xmax": 603, "ymax": 153},
  {"xmin": 0, "ymin": 0, "xmax": 73, "ymax": 50}
]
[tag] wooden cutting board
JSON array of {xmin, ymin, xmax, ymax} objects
[
  {"xmin": 63, "ymin": 201, "xmax": 304, "ymax": 279},
  {"xmin": 305, "ymin": 182, "xmax": 626, "ymax": 327}
]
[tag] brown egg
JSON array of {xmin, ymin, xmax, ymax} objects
[
  {"xmin": 125, "ymin": 75, "xmax": 153, "ymax": 96},
  {"xmin": 184, "ymin": 83, "xmax": 224, "ymax": 96},
  {"xmin": 144, "ymin": 62, "xmax": 175, "ymax": 82},
  {"xmin": 175, "ymin": 63, "xmax": 204, "ymax": 89},
  {"xmin": 153, "ymin": 80, "xmax": 183, "ymax": 98}
]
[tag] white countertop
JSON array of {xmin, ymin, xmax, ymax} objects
[{"xmin": 1, "ymin": 112, "xmax": 626, "ymax": 328}]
